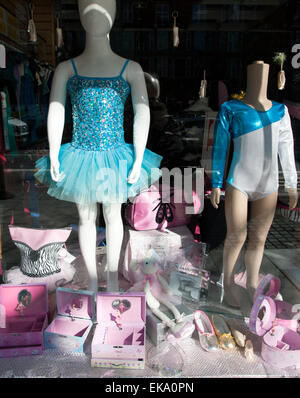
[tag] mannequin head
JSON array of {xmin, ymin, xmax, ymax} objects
[
  {"xmin": 247, "ymin": 60, "xmax": 270, "ymax": 77},
  {"xmin": 244, "ymin": 60, "xmax": 270, "ymax": 97},
  {"xmin": 78, "ymin": 0, "xmax": 116, "ymax": 36}
]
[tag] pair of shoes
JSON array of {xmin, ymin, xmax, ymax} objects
[
  {"xmin": 211, "ymin": 314, "xmax": 236, "ymax": 351},
  {"xmin": 194, "ymin": 311, "xmax": 218, "ymax": 352}
]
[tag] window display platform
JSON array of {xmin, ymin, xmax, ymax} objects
[
  {"xmin": 1, "ymin": 242, "xmax": 300, "ymax": 378},
  {"xmin": 0, "ymin": 158, "xmax": 300, "ymax": 378},
  {"xmin": 1, "ymin": 333, "xmax": 299, "ymax": 379}
]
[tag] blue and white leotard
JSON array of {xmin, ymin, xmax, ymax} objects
[{"xmin": 212, "ymin": 100, "xmax": 298, "ymax": 201}]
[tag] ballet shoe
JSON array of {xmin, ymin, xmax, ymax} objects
[
  {"xmin": 212, "ymin": 314, "xmax": 236, "ymax": 351},
  {"xmin": 226, "ymin": 318, "xmax": 246, "ymax": 348},
  {"xmin": 194, "ymin": 310, "xmax": 218, "ymax": 352},
  {"xmin": 244, "ymin": 339, "xmax": 254, "ymax": 360}
]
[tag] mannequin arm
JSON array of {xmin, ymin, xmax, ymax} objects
[
  {"xmin": 278, "ymin": 106, "xmax": 298, "ymax": 209},
  {"xmin": 126, "ymin": 61, "xmax": 150, "ymax": 184},
  {"xmin": 287, "ymin": 188, "xmax": 298, "ymax": 211},
  {"xmin": 47, "ymin": 61, "xmax": 72, "ymax": 181}
]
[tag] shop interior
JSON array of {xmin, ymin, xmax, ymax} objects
[{"xmin": 0, "ymin": 0, "xmax": 300, "ymax": 378}]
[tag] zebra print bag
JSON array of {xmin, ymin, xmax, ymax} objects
[{"xmin": 8, "ymin": 226, "xmax": 72, "ymax": 277}]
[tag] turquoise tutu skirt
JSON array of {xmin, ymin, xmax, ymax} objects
[{"xmin": 34, "ymin": 143, "xmax": 162, "ymax": 205}]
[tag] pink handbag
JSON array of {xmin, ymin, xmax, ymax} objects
[{"xmin": 125, "ymin": 184, "xmax": 201, "ymax": 231}]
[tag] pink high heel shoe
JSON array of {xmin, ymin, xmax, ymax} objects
[{"xmin": 194, "ymin": 310, "xmax": 218, "ymax": 352}]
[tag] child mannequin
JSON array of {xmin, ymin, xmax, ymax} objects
[
  {"xmin": 211, "ymin": 61, "xmax": 298, "ymax": 306},
  {"xmin": 35, "ymin": 0, "xmax": 162, "ymax": 293}
]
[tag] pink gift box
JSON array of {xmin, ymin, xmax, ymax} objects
[
  {"xmin": 44, "ymin": 287, "xmax": 95, "ymax": 353},
  {"xmin": 91, "ymin": 292, "xmax": 146, "ymax": 370},
  {"xmin": 0, "ymin": 283, "xmax": 48, "ymax": 358}
]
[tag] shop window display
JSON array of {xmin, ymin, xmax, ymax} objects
[{"xmin": 0, "ymin": 0, "xmax": 299, "ymax": 382}]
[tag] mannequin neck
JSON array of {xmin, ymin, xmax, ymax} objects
[
  {"xmin": 243, "ymin": 62, "xmax": 270, "ymax": 105},
  {"xmin": 82, "ymin": 33, "xmax": 114, "ymax": 59}
]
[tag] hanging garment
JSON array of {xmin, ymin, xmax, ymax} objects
[
  {"xmin": 212, "ymin": 100, "xmax": 298, "ymax": 201},
  {"xmin": 35, "ymin": 59, "xmax": 162, "ymax": 205}
]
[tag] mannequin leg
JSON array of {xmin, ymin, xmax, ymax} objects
[
  {"xmin": 245, "ymin": 191, "xmax": 278, "ymax": 301},
  {"xmin": 76, "ymin": 202, "xmax": 98, "ymax": 294},
  {"xmin": 102, "ymin": 202, "xmax": 124, "ymax": 292},
  {"xmin": 223, "ymin": 185, "xmax": 248, "ymax": 307}
]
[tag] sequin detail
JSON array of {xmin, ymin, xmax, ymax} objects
[{"xmin": 67, "ymin": 76, "xmax": 130, "ymax": 151}]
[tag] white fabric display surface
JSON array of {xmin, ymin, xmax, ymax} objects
[
  {"xmin": 1, "ymin": 244, "xmax": 299, "ymax": 378},
  {"xmin": 0, "ymin": 334, "xmax": 299, "ymax": 378}
]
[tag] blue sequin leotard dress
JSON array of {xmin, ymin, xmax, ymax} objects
[{"xmin": 35, "ymin": 59, "xmax": 162, "ymax": 205}]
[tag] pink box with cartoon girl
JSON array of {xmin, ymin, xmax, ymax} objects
[
  {"xmin": 91, "ymin": 292, "xmax": 146, "ymax": 369},
  {"xmin": 0, "ymin": 283, "xmax": 48, "ymax": 358}
]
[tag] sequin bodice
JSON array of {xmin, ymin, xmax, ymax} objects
[{"xmin": 67, "ymin": 59, "xmax": 131, "ymax": 151}]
